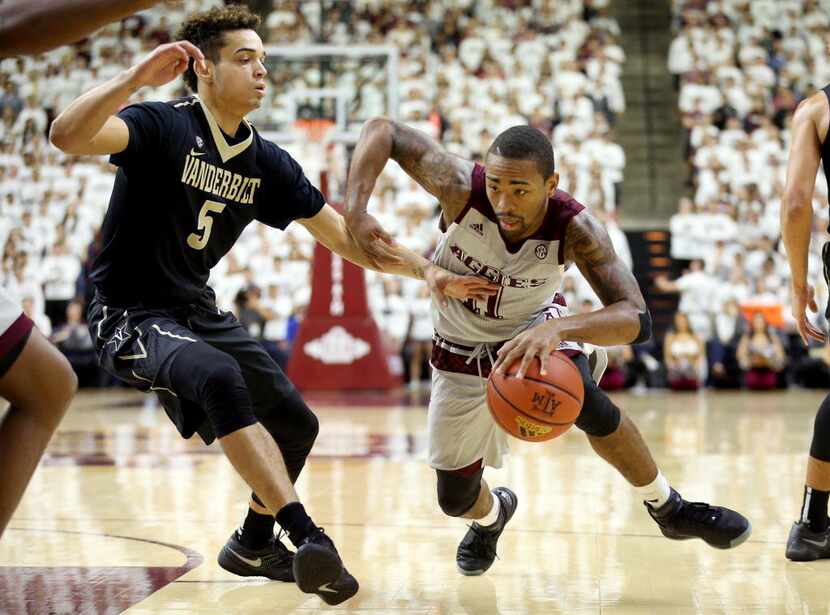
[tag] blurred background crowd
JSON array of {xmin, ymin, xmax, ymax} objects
[{"xmin": 2, "ymin": 0, "xmax": 828, "ymax": 391}]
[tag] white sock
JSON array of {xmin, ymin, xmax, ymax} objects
[
  {"xmin": 477, "ymin": 491, "xmax": 501, "ymax": 527},
  {"xmin": 636, "ymin": 471, "xmax": 671, "ymax": 509}
]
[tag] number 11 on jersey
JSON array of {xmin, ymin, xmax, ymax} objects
[{"xmin": 463, "ymin": 287, "xmax": 504, "ymax": 319}]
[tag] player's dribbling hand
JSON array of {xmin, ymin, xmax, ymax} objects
[
  {"xmin": 424, "ymin": 266, "xmax": 499, "ymax": 308},
  {"xmin": 493, "ymin": 321, "xmax": 563, "ymax": 379},
  {"xmin": 127, "ymin": 41, "xmax": 205, "ymax": 89},
  {"xmin": 791, "ymin": 283, "xmax": 826, "ymax": 345},
  {"xmin": 345, "ymin": 212, "xmax": 404, "ymax": 269}
]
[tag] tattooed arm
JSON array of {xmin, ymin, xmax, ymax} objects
[
  {"xmin": 344, "ymin": 117, "xmax": 475, "ymax": 266},
  {"xmin": 494, "ymin": 210, "xmax": 651, "ymax": 377},
  {"xmin": 556, "ymin": 210, "xmax": 650, "ymax": 346},
  {"xmin": 300, "ymin": 204, "xmax": 499, "ymax": 303}
]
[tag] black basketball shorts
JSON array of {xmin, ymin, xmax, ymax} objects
[{"xmin": 87, "ymin": 289, "xmax": 300, "ymax": 444}]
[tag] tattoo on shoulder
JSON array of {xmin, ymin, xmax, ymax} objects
[
  {"xmin": 390, "ymin": 123, "xmax": 472, "ymax": 210},
  {"xmin": 565, "ymin": 211, "xmax": 645, "ymax": 309}
]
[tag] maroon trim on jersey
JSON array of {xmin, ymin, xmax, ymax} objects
[
  {"xmin": 0, "ymin": 314, "xmax": 33, "ymax": 377},
  {"xmin": 453, "ymin": 164, "xmax": 585, "ymax": 260},
  {"xmin": 533, "ymin": 189, "xmax": 584, "ymax": 263},
  {"xmin": 431, "ymin": 342, "xmax": 497, "ymax": 378},
  {"xmin": 430, "ymin": 330, "xmax": 580, "ymax": 379}
]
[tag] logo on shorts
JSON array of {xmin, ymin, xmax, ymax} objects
[
  {"xmin": 535, "ymin": 244, "xmax": 548, "ymax": 260},
  {"xmin": 106, "ymin": 323, "xmax": 131, "ymax": 352}
]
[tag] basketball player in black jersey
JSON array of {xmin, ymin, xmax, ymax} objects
[
  {"xmin": 0, "ymin": 0, "xmax": 175, "ymax": 541},
  {"xmin": 781, "ymin": 86, "xmax": 830, "ymax": 561},
  {"xmin": 49, "ymin": 5, "xmax": 497, "ymax": 604},
  {"xmin": 346, "ymin": 119, "xmax": 752, "ymax": 576}
]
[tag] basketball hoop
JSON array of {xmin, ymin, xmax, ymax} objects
[{"xmin": 293, "ymin": 118, "xmax": 335, "ymax": 145}]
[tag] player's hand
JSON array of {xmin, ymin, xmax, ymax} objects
[
  {"xmin": 791, "ymin": 283, "xmax": 826, "ymax": 345},
  {"xmin": 424, "ymin": 265, "xmax": 499, "ymax": 308},
  {"xmin": 127, "ymin": 41, "xmax": 205, "ymax": 89},
  {"xmin": 345, "ymin": 211, "xmax": 404, "ymax": 268},
  {"xmin": 493, "ymin": 321, "xmax": 563, "ymax": 379}
]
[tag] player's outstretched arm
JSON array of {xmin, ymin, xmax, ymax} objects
[
  {"xmin": 0, "ymin": 0, "xmax": 164, "ymax": 56},
  {"xmin": 49, "ymin": 41, "xmax": 204, "ymax": 156},
  {"xmin": 344, "ymin": 117, "xmax": 475, "ymax": 267},
  {"xmin": 781, "ymin": 93, "xmax": 827, "ymax": 345},
  {"xmin": 494, "ymin": 211, "xmax": 651, "ymax": 378},
  {"xmin": 300, "ymin": 205, "xmax": 498, "ymax": 305}
]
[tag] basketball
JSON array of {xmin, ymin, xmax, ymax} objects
[{"xmin": 487, "ymin": 352, "xmax": 585, "ymax": 442}]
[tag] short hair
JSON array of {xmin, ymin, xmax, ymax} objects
[
  {"xmin": 176, "ymin": 5, "xmax": 261, "ymax": 92},
  {"xmin": 487, "ymin": 126, "xmax": 556, "ymax": 178}
]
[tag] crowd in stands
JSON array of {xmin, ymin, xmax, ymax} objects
[
  {"xmin": 13, "ymin": 0, "xmax": 824, "ymax": 392},
  {"xmin": 655, "ymin": 0, "xmax": 830, "ymax": 391},
  {"xmin": 1, "ymin": 0, "xmax": 635, "ymax": 389}
]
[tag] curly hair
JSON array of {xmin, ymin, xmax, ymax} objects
[{"xmin": 175, "ymin": 4, "xmax": 261, "ymax": 92}]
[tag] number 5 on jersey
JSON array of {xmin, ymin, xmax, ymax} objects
[{"xmin": 187, "ymin": 200, "xmax": 226, "ymax": 250}]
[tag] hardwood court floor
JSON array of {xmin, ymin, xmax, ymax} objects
[{"xmin": 2, "ymin": 387, "xmax": 830, "ymax": 614}]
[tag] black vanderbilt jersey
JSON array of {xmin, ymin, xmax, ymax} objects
[{"xmin": 90, "ymin": 96, "xmax": 325, "ymax": 307}]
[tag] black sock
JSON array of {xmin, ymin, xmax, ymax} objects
[
  {"xmin": 800, "ymin": 486, "xmax": 830, "ymax": 533},
  {"xmin": 275, "ymin": 502, "xmax": 318, "ymax": 547},
  {"xmin": 239, "ymin": 507, "xmax": 276, "ymax": 549}
]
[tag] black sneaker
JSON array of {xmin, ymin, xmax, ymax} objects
[
  {"xmin": 292, "ymin": 528, "xmax": 358, "ymax": 605},
  {"xmin": 217, "ymin": 529, "xmax": 294, "ymax": 581},
  {"xmin": 456, "ymin": 487, "xmax": 518, "ymax": 576},
  {"xmin": 786, "ymin": 521, "xmax": 830, "ymax": 561},
  {"xmin": 646, "ymin": 488, "xmax": 751, "ymax": 549}
]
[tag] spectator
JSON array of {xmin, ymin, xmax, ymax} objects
[
  {"xmin": 51, "ymin": 300, "xmax": 104, "ymax": 387},
  {"xmin": 707, "ymin": 298, "xmax": 744, "ymax": 388},
  {"xmin": 737, "ymin": 312, "xmax": 786, "ymax": 391},
  {"xmin": 664, "ymin": 311, "xmax": 706, "ymax": 391},
  {"xmin": 406, "ymin": 284, "xmax": 433, "ymax": 389}
]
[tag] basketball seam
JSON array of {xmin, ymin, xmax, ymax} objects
[
  {"xmin": 517, "ymin": 375, "xmax": 583, "ymax": 404},
  {"xmin": 490, "ymin": 381, "xmax": 575, "ymax": 427}
]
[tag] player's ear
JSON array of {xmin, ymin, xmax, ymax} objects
[
  {"xmin": 545, "ymin": 171, "xmax": 559, "ymax": 197},
  {"xmin": 194, "ymin": 56, "xmax": 213, "ymax": 84}
]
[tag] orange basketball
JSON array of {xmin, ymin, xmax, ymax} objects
[{"xmin": 486, "ymin": 352, "xmax": 584, "ymax": 442}]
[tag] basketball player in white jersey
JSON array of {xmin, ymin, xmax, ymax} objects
[
  {"xmin": 345, "ymin": 120, "xmax": 752, "ymax": 575},
  {"xmin": 0, "ymin": 0, "xmax": 182, "ymax": 539}
]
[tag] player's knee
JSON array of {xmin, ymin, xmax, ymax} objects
[
  {"xmin": 188, "ymin": 351, "xmax": 257, "ymax": 439},
  {"xmin": 810, "ymin": 394, "xmax": 830, "ymax": 461},
  {"xmin": 35, "ymin": 336, "xmax": 77, "ymax": 414},
  {"xmin": 283, "ymin": 388, "xmax": 319, "ymax": 447},
  {"xmin": 56, "ymin": 357, "xmax": 78, "ymax": 407},
  {"xmin": 571, "ymin": 355, "xmax": 621, "ymax": 437},
  {"xmin": 436, "ymin": 468, "xmax": 482, "ymax": 517},
  {"xmin": 257, "ymin": 388, "xmax": 319, "ymax": 448}
]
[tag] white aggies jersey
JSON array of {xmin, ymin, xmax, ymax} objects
[{"xmin": 431, "ymin": 164, "xmax": 585, "ymax": 347}]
